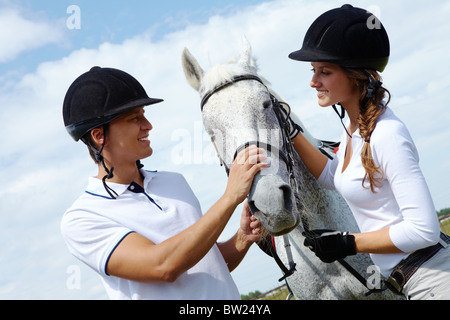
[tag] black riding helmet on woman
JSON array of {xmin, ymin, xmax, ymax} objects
[
  {"xmin": 289, "ymin": 4, "xmax": 390, "ymax": 139},
  {"xmin": 288, "ymin": 4, "xmax": 391, "ymax": 189},
  {"xmin": 289, "ymin": 4, "xmax": 389, "ymax": 71}
]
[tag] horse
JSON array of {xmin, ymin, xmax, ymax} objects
[{"xmin": 181, "ymin": 37, "xmax": 398, "ymax": 300}]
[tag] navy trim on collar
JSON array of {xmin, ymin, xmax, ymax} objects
[
  {"xmin": 84, "ymin": 169, "xmax": 159, "ymax": 199},
  {"xmin": 128, "ymin": 182, "xmax": 163, "ymax": 211},
  {"xmin": 85, "ymin": 190, "xmax": 115, "ymax": 200}
]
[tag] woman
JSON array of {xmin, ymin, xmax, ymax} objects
[{"xmin": 287, "ymin": 4, "xmax": 450, "ymax": 299}]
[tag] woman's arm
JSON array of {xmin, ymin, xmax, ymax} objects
[
  {"xmin": 291, "ymin": 132, "xmax": 329, "ymax": 179},
  {"xmin": 372, "ymin": 120, "xmax": 440, "ymax": 253},
  {"xmin": 352, "ymin": 228, "xmax": 403, "ymax": 254}
]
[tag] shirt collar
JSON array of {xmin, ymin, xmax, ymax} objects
[{"xmin": 85, "ymin": 169, "xmax": 158, "ymax": 199}]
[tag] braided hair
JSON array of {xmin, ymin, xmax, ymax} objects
[{"xmin": 343, "ymin": 68, "xmax": 391, "ymax": 192}]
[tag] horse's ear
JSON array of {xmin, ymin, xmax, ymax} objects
[
  {"xmin": 238, "ymin": 35, "xmax": 252, "ymax": 67},
  {"xmin": 182, "ymin": 48, "xmax": 204, "ymax": 92}
]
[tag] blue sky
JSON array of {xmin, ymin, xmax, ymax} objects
[
  {"xmin": 1, "ymin": 0, "xmax": 450, "ymax": 299},
  {"xmin": 1, "ymin": 0, "xmax": 262, "ymax": 74}
]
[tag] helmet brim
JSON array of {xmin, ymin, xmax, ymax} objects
[
  {"xmin": 289, "ymin": 48, "xmax": 389, "ymax": 72},
  {"xmin": 66, "ymin": 97, "xmax": 163, "ymax": 141}
]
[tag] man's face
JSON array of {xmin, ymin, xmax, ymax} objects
[{"xmin": 105, "ymin": 107, "xmax": 153, "ymax": 165}]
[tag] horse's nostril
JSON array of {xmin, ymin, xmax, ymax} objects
[
  {"xmin": 280, "ymin": 184, "xmax": 293, "ymax": 213},
  {"xmin": 248, "ymin": 183, "xmax": 293, "ymax": 218},
  {"xmin": 248, "ymin": 200, "xmax": 260, "ymax": 216}
]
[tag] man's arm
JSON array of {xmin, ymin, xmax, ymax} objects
[
  {"xmin": 106, "ymin": 146, "xmax": 268, "ymax": 283},
  {"xmin": 218, "ymin": 202, "xmax": 264, "ymax": 272}
]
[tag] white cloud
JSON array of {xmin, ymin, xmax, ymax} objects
[
  {"xmin": 1, "ymin": 0, "xmax": 450, "ymax": 299},
  {"xmin": 0, "ymin": 7, "xmax": 64, "ymax": 63}
]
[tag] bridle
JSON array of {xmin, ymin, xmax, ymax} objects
[
  {"xmin": 200, "ymin": 74, "xmax": 298, "ymax": 280},
  {"xmin": 200, "ymin": 75, "xmax": 298, "ymax": 188},
  {"xmin": 200, "ymin": 74, "xmax": 385, "ymax": 295},
  {"xmin": 201, "ymin": 75, "xmax": 263, "ymax": 111}
]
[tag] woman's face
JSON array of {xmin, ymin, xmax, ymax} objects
[{"xmin": 310, "ymin": 62, "xmax": 357, "ymax": 108}]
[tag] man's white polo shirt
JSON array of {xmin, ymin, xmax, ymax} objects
[{"xmin": 61, "ymin": 170, "xmax": 240, "ymax": 300}]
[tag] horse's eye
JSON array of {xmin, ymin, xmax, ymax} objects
[{"xmin": 263, "ymin": 100, "xmax": 271, "ymax": 109}]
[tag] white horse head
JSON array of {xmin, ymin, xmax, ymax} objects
[
  {"xmin": 182, "ymin": 38, "xmax": 301, "ymax": 235},
  {"xmin": 182, "ymin": 38, "xmax": 401, "ymax": 299}
]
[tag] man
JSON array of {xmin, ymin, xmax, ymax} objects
[{"xmin": 61, "ymin": 66, "xmax": 268, "ymax": 299}]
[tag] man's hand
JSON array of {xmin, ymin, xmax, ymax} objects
[
  {"xmin": 238, "ymin": 201, "xmax": 266, "ymax": 246},
  {"xmin": 224, "ymin": 145, "xmax": 268, "ymax": 205},
  {"xmin": 218, "ymin": 201, "xmax": 267, "ymax": 272}
]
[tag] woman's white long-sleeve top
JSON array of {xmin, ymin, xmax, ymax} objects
[{"xmin": 318, "ymin": 107, "xmax": 440, "ymax": 277}]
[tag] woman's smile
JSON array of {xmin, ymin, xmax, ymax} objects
[
  {"xmin": 310, "ymin": 62, "xmax": 358, "ymax": 108},
  {"xmin": 316, "ymin": 90, "xmax": 328, "ymax": 98}
]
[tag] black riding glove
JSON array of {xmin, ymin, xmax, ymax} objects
[
  {"xmin": 288, "ymin": 119, "xmax": 303, "ymax": 140},
  {"xmin": 303, "ymin": 229, "xmax": 357, "ymax": 263},
  {"xmin": 278, "ymin": 105, "xmax": 303, "ymax": 140}
]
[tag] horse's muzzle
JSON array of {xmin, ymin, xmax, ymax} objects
[{"xmin": 248, "ymin": 174, "xmax": 300, "ymax": 236}]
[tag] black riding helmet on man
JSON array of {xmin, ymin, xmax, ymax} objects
[{"xmin": 63, "ymin": 66, "xmax": 163, "ymax": 198}]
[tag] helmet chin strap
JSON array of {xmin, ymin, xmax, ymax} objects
[
  {"xmin": 362, "ymin": 70, "xmax": 382, "ymax": 99},
  {"xmin": 332, "ymin": 103, "xmax": 352, "ymax": 138},
  {"xmin": 82, "ymin": 125, "xmax": 145, "ymax": 199},
  {"xmin": 332, "ymin": 70, "xmax": 382, "ymax": 139},
  {"xmin": 93, "ymin": 125, "xmax": 119, "ymax": 199}
]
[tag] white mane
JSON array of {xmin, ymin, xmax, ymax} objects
[
  {"xmin": 200, "ymin": 57, "xmax": 318, "ymax": 147},
  {"xmin": 200, "ymin": 62, "xmax": 258, "ymax": 94}
]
